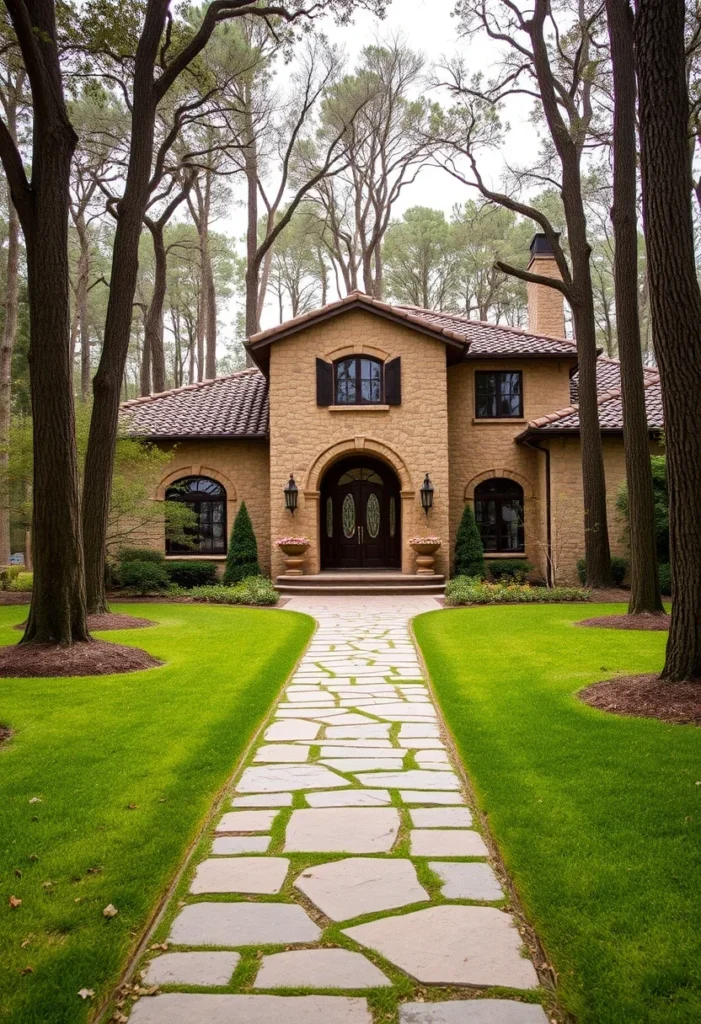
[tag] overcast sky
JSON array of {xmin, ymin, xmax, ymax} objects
[{"xmin": 218, "ymin": 0, "xmax": 540, "ymax": 334}]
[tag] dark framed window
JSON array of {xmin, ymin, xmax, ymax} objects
[
  {"xmin": 165, "ymin": 476, "xmax": 227, "ymax": 554},
  {"xmin": 334, "ymin": 356, "xmax": 383, "ymax": 405},
  {"xmin": 475, "ymin": 371, "xmax": 523, "ymax": 418},
  {"xmin": 474, "ymin": 478, "xmax": 525, "ymax": 553}
]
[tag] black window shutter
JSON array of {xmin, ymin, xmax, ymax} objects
[
  {"xmin": 385, "ymin": 356, "xmax": 401, "ymax": 405},
  {"xmin": 316, "ymin": 358, "xmax": 333, "ymax": 406}
]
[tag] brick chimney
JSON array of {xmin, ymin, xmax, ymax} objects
[{"xmin": 527, "ymin": 233, "xmax": 565, "ymax": 337}]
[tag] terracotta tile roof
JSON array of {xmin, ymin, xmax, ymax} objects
[
  {"xmin": 395, "ymin": 306, "xmax": 580, "ymax": 358},
  {"xmin": 525, "ymin": 370, "xmax": 663, "ymax": 434},
  {"xmin": 121, "ymin": 368, "xmax": 269, "ymax": 439},
  {"xmin": 570, "ymin": 355, "xmax": 660, "ymax": 403},
  {"xmin": 246, "ymin": 292, "xmax": 471, "ymax": 356}
]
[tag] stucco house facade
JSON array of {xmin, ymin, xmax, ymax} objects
[{"xmin": 122, "ymin": 236, "xmax": 664, "ymax": 585}]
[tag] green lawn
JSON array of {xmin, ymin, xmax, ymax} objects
[
  {"xmin": 414, "ymin": 604, "xmax": 701, "ymax": 1024},
  {"xmin": 0, "ymin": 603, "xmax": 313, "ymax": 1023}
]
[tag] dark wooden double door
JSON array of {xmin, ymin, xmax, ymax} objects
[{"xmin": 320, "ymin": 458, "xmax": 401, "ymax": 570}]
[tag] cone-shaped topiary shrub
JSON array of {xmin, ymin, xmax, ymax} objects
[
  {"xmin": 454, "ymin": 503, "xmax": 485, "ymax": 579},
  {"xmin": 223, "ymin": 501, "xmax": 260, "ymax": 584}
]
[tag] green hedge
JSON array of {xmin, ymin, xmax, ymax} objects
[
  {"xmin": 188, "ymin": 576, "xmax": 278, "ymax": 606},
  {"xmin": 117, "ymin": 547, "xmax": 165, "ymax": 564},
  {"xmin": 165, "ymin": 560, "xmax": 219, "ymax": 589},
  {"xmin": 0, "ymin": 565, "xmax": 24, "ymax": 590},
  {"xmin": 577, "ymin": 555, "xmax": 628, "ymax": 587},
  {"xmin": 446, "ymin": 576, "xmax": 590, "ymax": 606},
  {"xmin": 487, "ymin": 559, "xmax": 533, "ymax": 583},
  {"xmin": 118, "ymin": 560, "xmax": 170, "ymax": 594},
  {"xmin": 8, "ymin": 571, "xmax": 33, "ymax": 593}
]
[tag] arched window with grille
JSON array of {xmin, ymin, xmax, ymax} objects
[
  {"xmin": 474, "ymin": 478, "xmax": 525, "ymax": 553},
  {"xmin": 165, "ymin": 476, "xmax": 227, "ymax": 554}
]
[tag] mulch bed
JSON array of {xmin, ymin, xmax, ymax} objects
[
  {"xmin": 580, "ymin": 674, "xmax": 701, "ymax": 725},
  {"xmin": 0, "ymin": 592, "xmax": 31, "ymax": 605},
  {"xmin": 0, "ymin": 639, "xmax": 162, "ymax": 678},
  {"xmin": 13, "ymin": 612, "xmax": 157, "ymax": 632},
  {"xmin": 576, "ymin": 613, "xmax": 671, "ymax": 631}
]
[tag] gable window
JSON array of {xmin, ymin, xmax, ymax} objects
[
  {"xmin": 475, "ymin": 371, "xmax": 523, "ymax": 418},
  {"xmin": 474, "ymin": 478, "xmax": 525, "ymax": 553},
  {"xmin": 335, "ymin": 356, "xmax": 383, "ymax": 405},
  {"xmin": 165, "ymin": 476, "xmax": 227, "ymax": 554}
]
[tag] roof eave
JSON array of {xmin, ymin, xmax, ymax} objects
[
  {"xmin": 516, "ymin": 425, "xmax": 662, "ymax": 442},
  {"xmin": 125, "ymin": 432, "xmax": 270, "ymax": 442}
]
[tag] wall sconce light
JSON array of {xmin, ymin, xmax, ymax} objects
[
  {"xmin": 420, "ymin": 472, "xmax": 434, "ymax": 515},
  {"xmin": 284, "ymin": 474, "xmax": 298, "ymax": 514}
]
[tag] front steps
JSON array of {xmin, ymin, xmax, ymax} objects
[{"xmin": 275, "ymin": 572, "xmax": 446, "ymax": 597}]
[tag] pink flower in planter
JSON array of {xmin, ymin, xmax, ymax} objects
[
  {"xmin": 409, "ymin": 536, "xmax": 442, "ymax": 546},
  {"xmin": 276, "ymin": 537, "xmax": 310, "ymax": 547}
]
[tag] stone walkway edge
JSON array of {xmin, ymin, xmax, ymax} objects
[{"xmin": 124, "ymin": 595, "xmax": 552, "ymax": 1024}]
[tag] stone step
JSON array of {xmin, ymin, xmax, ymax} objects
[
  {"xmin": 276, "ymin": 573, "xmax": 445, "ymax": 596},
  {"xmin": 276, "ymin": 583, "xmax": 445, "ymax": 596}
]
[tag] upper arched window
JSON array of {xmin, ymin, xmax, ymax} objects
[
  {"xmin": 334, "ymin": 356, "xmax": 383, "ymax": 405},
  {"xmin": 165, "ymin": 476, "xmax": 227, "ymax": 554},
  {"xmin": 474, "ymin": 478, "xmax": 525, "ymax": 553}
]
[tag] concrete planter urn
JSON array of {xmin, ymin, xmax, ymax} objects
[
  {"xmin": 410, "ymin": 536, "xmax": 442, "ymax": 576},
  {"xmin": 277, "ymin": 538, "xmax": 310, "ymax": 576}
]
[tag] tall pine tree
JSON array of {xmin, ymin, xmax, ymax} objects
[{"xmin": 454, "ymin": 504, "xmax": 485, "ymax": 578}]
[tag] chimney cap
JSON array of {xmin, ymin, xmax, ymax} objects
[{"xmin": 530, "ymin": 231, "xmax": 561, "ymax": 257}]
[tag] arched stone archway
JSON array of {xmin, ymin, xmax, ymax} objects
[
  {"xmin": 304, "ymin": 437, "xmax": 414, "ymax": 496},
  {"xmin": 156, "ymin": 465, "xmax": 237, "ymax": 503},
  {"xmin": 464, "ymin": 468, "xmax": 535, "ymax": 503}
]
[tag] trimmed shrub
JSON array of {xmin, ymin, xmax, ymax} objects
[
  {"xmin": 487, "ymin": 559, "xmax": 533, "ymax": 584},
  {"xmin": 8, "ymin": 571, "xmax": 33, "ymax": 592},
  {"xmin": 0, "ymin": 565, "xmax": 24, "ymax": 590},
  {"xmin": 189, "ymin": 576, "xmax": 278, "ymax": 606},
  {"xmin": 454, "ymin": 504, "xmax": 485, "ymax": 579},
  {"xmin": 446, "ymin": 576, "xmax": 589, "ymax": 606},
  {"xmin": 117, "ymin": 547, "xmax": 165, "ymax": 564},
  {"xmin": 223, "ymin": 502, "xmax": 260, "ymax": 584},
  {"xmin": 577, "ymin": 555, "xmax": 628, "ymax": 587},
  {"xmin": 117, "ymin": 560, "xmax": 170, "ymax": 594},
  {"xmin": 658, "ymin": 562, "xmax": 672, "ymax": 596},
  {"xmin": 165, "ymin": 560, "xmax": 218, "ymax": 589}
]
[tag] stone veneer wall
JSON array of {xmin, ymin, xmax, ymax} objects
[
  {"xmin": 447, "ymin": 358, "xmax": 575, "ymax": 580},
  {"xmin": 142, "ymin": 438, "xmax": 271, "ymax": 573},
  {"xmin": 545, "ymin": 435, "xmax": 663, "ymax": 585},
  {"xmin": 267, "ymin": 308, "xmax": 451, "ymax": 578}
]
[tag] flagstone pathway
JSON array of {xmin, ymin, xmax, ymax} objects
[{"xmin": 128, "ymin": 596, "xmax": 549, "ymax": 1024}]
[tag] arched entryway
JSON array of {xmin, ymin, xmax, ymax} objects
[{"xmin": 320, "ymin": 456, "xmax": 401, "ymax": 570}]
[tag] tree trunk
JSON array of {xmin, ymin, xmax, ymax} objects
[
  {"xmin": 145, "ymin": 221, "xmax": 167, "ymax": 394},
  {"xmin": 636, "ymin": 0, "xmax": 701, "ymax": 680},
  {"xmin": 139, "ymin": 308, "xmax": 151, "ymax": 396},
  {"xmin": 244, "ymin": 105, "xmax": 260, "ymax": 348},
  {"xmin": 0, "ymin": 194, "xmax": 19, "ymax": 565},
  {"xmin": 82, "ymin": 0, "xmax": 164, "ymax": 615},
  {"xmin": 21, "ymin": 121, "xmax": 88, "ymax": 643},
  {"xmin": 75, "ymin": 214, "xmax": 91, "ymax": 401},
  {"xmin": 205, "ymin": 247, "xmax": 217, "ymax": 378},
  {"xmin": 607, "ymin": 0, "xmax": 663, "ymax": 615}
]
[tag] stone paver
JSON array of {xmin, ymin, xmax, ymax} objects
[
  {"xmin": 142, "ymin": 951, "xmax": 240, "ymax": 987},
  {"xmin": 410, "ymin": 829, "xmax": 490, "ymax": 857},
  {"xmin": 190, "ymin": 857, "xmax": 289, "ymax": 895},
  {"xmin": 295, "ymin": 858, "xmax": 429, "ymax": 920},
  {"xmin": 254, "ymin": 949, "xmax": 391, "ymax": 989},
  {"xmin": 344, "ymin": 905, "xmax": 539, "ymax": 988},
  {"xmin": 129, "ymin": 994, "xmax": 372, "ymax": 1023},
  {"xmin": 129, "ymin": 596, "xmax": 543, "ymax": 1024},
  {"xmin": 169, "ymin": 903, "xmax": 320, "ymax": 946},
  {"xmin": 399, "ymin": 1001, "xmax": 549, "ymax": 1023},
  {"xmin": 285, "ymin": 808, "xmax": 400, "ymax": 853},
  {"xmin": 430, "ymin": 861, "xmax": 504, "ymax": 901}
]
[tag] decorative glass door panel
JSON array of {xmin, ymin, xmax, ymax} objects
[{"xmin": 320, "ymin": 459, "xmax": 401, "ymax": 570}]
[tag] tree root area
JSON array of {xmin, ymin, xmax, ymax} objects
[
  {"xmin": 0, "ymin": 639, "xmax": 162, "ymax": 678},
  {"xmin": 13, "ymin": 613, "xmax": 157, "ymax": 632},
  {"xmin": 576, "ymin": 613, "xmax": 671, "ymax": 631},
  {"xmin": 580, "ymin": 674, "xmax": 701, "ymax": 725},
  {"xmin": 0, "ymin": 725, "xmax": 12, "ymax": 745}
]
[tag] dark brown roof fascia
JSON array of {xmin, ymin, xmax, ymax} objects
[{"xmin": 126, "ymin": 432, "xmax": 270, "ymax": 442}]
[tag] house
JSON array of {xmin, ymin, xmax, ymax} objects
[{"xmin": 121, "ymin": 235, "xmax": 664, "ymax": 586}]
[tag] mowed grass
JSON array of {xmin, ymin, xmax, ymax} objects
[
  {"xmin": 414, "ymin": 604, "xmax": 701, "ymax": 1024},
  {"xmin": 0, "ymin": 603, "xmax": 313, "ymax": 1023}
]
